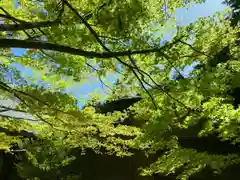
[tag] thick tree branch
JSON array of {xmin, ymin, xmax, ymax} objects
[
  {"xmin": 0, "ymin": 8, "xmax": 39, "ymax": 37},
  {"xmin": 0, "ymin": 39, "xmax": 165, "ymax": 58},
  {"xmin": 0, "ymin": 4, "xmax": 64, "ymax": 36},
  {"xmin": 0, "ymin": 0, "xmax": 64, "ymax": 32},
  {"xmin": 0, "ymin": 21, "xmax": 59, "ymax": 31}
]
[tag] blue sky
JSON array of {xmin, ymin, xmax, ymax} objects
[
  {"xmin": 9, "ymin": 0, "xmax": 227, "ymax": 108},
  {"xmin": 176, "ymin": 0, "xmax": 227, "ymax": 26}
]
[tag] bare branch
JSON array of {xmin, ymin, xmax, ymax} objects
[
  {"xmin": 10, "ymin": 149, "xmax": 27, "ymax": 152},
  {"xmin": 179, "ymin": 54, "xmax": 202, "ymax": 58}
]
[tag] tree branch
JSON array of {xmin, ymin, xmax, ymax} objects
[
  {"xmin": 0, "ymin": 7, "xmax": 25, "ymax": 23},
  {"xmin": 178, "ymin": 40, "xmax": 210, "ymax": 57},
  {"xmin": 0, "ymin": 80, "xmax": 80, "ymax": 120},
  {"xmin": 0, "ymin": 13, "xmax": 26, "ymax": 23},
  {"xmin": 0, "ymin": 105, "xmax": 28, "ymax": 114},
  {"xmin": 158, "ymin": 51, "xmax": 185, "ymax": 79},
  {"xmin": 0, "ymin": 113, "xmax": 40, "ymax": 122},
  {"xmin": 0, "ymin": 4, "xmax": 64, "ymax": 35},
  {"xmin": 63, "ymin": 0, "xmax": 190, "ymax": 109},
  {"xmin": 128, "ymin": 55, "xmax": 158, "ymax": 109},
  {"xmin": 0, "ymin": 21, "xmax": 59, "ymax": 31},
  {"xmin": 85, "ymin": 62, "xmax": 113, "ymax": 92},
  {"xmin": 163, "ymin": 0, "xmax": 168, "ymax": 19},
  {"xmin": 0, "ymin": 39, "xmax": 166, "ymax": 58},
  {"xmin": 0, "ymin": 0, "xmax": 64, "ymax": 32},
  {"xmin": 0, "ymin": 109, "xmax": 9, "ymax": 113},
  {"xmin": 0, "ymin": 8, "xmax": 39, "ymax": 37},
  {"xmin": 64, "ymin": 0, "xmax": 159, "ymax": 109}
]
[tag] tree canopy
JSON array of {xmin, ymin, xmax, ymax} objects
[{"xmin": 0, "ymin": 0, "xmax": 240, "ymax": 179}]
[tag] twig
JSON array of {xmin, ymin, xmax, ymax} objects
[
  {"xmin": 10, "ymin": 149, "xmax": 27, "ymax": 152},
  {"xmin": 85, "ymin": 62, "xmax": 113, "ymax": 92},
  {"xmin": 55, "ymin": 0, "xmax": 65, "ymax": 20},
  {"xmin": 0, "ymin": 113, "xmax": 41, "ymax": 122},
  {"xmin": 0, "ymin": 8, "xmax": 26, "ymax": 23},
  {"xmin": 179, "ymin": 40, "xmax": 210, "ymax": 57},
  {"xmin": 163, "ymin": 0, "xmax": 168, "ymax": 19},
  {"xmin": 0, "ymin": 80, "xmax": 81, "ymax": 120},
  {"xmin": 98, "ymin": 35, "xmax": 130, "ymax": 41},
  {"xmin": 0, "ymin": 105, "xmax": 28, "ymax": 113},
  {"xmin": 13, "ymin": 92, "xmax": 70, "ymax": 133},
  {"xmin": 126, "ymin": 56, "xmax": 190, "ymax": 110},
  {"xmin": 0, "ymin": 2, "xmax": 64, "ymax": 25},
  {"xmin": 179, "ymin": 54, "xmax": 202, "ymax": 58},
  {"xmin": 0, "ymin": 109, "xmax": 10, "ymax": 113},
  {"xmin": 0, "ymin": 5, "xmax": 63, "ymax": 39},
  {"xmin": 158, "ymin": 51, "xmax": 185, "ymax": 79},
  {"xmin": 128, "ymin": 56, "xmax": 158, "ymax": 109}
]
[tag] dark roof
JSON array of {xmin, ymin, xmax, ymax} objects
[{"xmin": 95, "ymin": 96, "xmax": 142, "ymax": 113}]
